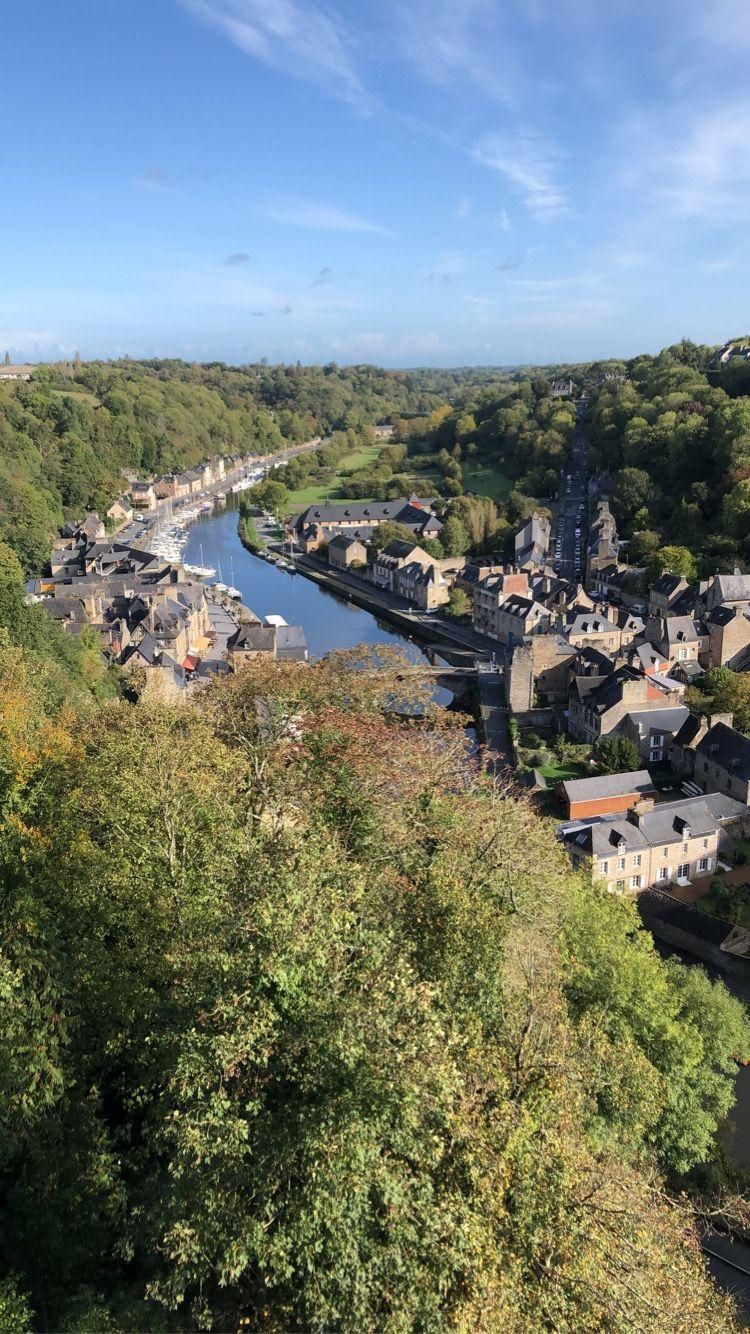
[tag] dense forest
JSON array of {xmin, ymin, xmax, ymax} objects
[
  {"xmin": 0, "ymin": 605, "xmax": 748, "ymax": 1328},
  {"xmin": 586, "ymin": 343, "xmax": 750, "ymax": 575}
]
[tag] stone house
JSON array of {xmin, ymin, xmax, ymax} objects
[
  {"xmin": 327, "ymin": 535, "xmax": 368, "ymax": 570},
  {"xmin": 692, "ymin": 721, "xmax": 750, "ymax": 805},
  {"xmin": 703, "ymin": 603, "xmax": 750, "ymax": 669},
  {"xmin": 619, "ymin": 705, "xmax": 690, "ymax": 764},
  {"xmin": 130, "ymin": 480, "xmax": 156, "ymax": 509},
  {"xmin": 648, "ymin": 573, "xmax": 691, "ymax": 618},
  {"xmin": 567, "ymin": 667, "xmax": 678, "ymax": 746},
  {"xmin": 506, "ymin": 635, "xmax": 578, "ymax": 711},
  {"xmin": 372, "ymin": 540, "xmax": 432, "ymax": 592},
  {"xmin": 393, "ymin": 561, "xmax": 449, "ymax": 610},
  {"xmin": 514, "ymin": 513, "xmax": 551, "ymax": 570},
  {"xmin": 561, "ymin": 792, "xmax": 746, "ymax": 893},
  {"xmin": 106, "ymin": 498, "xmax": 133, "ymax": 526}
]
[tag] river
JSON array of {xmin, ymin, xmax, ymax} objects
[{"xmin": 181, "ymin": 498, "xmax": 460, "ymax": 715}]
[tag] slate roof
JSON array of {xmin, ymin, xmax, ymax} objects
[
  {"xmin": 632, "ymin": 642, "xmax": 669, "ymax": 673},
  {"xmin": 651, "ymin": 573, "xmax": 686, "ymax": 598},
  {"xmin": 712, "ymin": 573, "xmax": 750, "ymax": 603},
  {"xmin": 228, "ymin": 624, "xmax": 276, "ymax": 653},
  {"xmin": 276, "ymin": 625, "xmax": 309, "ymax": 660},
  {"xmin": 696, "ymin": 721, "xmax": 750, "ymax": 782},
  {"xmin": 624, "ymin": 706, "xmax": 690, "ymax": 736},
  {"xmin": 292, "ymin": 498, "xmax": 439, "ymax": 532},
  {"xmin": 671, "ymin": 715, "xmax": 706, "ymax": 749},
  {"xmin": 379, "ymin": 539, "xmax": 419, "ymax": 560},
  {"xmin": 561, "ymin": 770, "xmax": 656, "ymax": 804},
  {"xmin": 327, "ymin": 534, "xmax": 365, "ymax": 553},
  {"xmin": 662, "ymin": 616, "xmax": 699, "ymax": 644}
]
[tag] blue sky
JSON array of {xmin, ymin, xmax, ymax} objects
[{"xmin": 1, "ymin": 0, "xmax": 749, "ymax": 367}]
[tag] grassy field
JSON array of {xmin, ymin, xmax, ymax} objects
[
  {"xmin": 462, "ymin": 463, "xmax": 513, "ymax": 503},
  {"xmin": 337, "ymin": 444, "xmax": 380, "ymax": 473}
]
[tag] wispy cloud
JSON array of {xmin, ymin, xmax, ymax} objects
[
  {"xmin": 224, "ymin": 251, "xmax": 251, "ymax": 266},
  {"xmin": 136, "ymin": 165, "xmax": 170, "ymax": 190},
  {"xmin": 181, "ymin": 0, "xmax": 374, "ymax": 111},
  {"xmin": 652, "ymin": 101, "xmax": 750, "ymax": 220},
  {"xmin": 257, "ymin": 195, "xmax": 392, "ymax": 234},
  {"xmin": 472, "ymin": 132, "xmax": 568, "ymax": 221},
  {"xmin": 496, "ymin": 208, "xmax": 512, "ymax": 232},
  {"xmin": 456, "ymin": 197, "xmax": 472, "ymax": 220}
]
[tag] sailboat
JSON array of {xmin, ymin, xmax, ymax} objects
[
  {"xmin": 213, "ymin": 558, "xmax": 228, "ymax": 594},
  {"xmin": 226, "ymin": 556, "xmax": 242, "ymax": 600},
  {"xmin": 184, "ymin": 543, "xmax": 217, "ymax": 579}
]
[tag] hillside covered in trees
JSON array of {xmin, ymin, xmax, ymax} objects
[
  {"xmin": 0, "ymin": 606, "xmax": 748, "ymax": 1326},
  {"xmin": 0, "ymin": 359, "xmax": 468, "ymax": 574}
]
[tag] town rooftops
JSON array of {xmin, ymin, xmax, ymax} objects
[
  {"xmin": 561, "ymin": 770, "xmax": 656, "ymax": 806},
  {"xmin": 228, "ymin": 624, "xmax": 276, "ymax": 653},
  {"xmin": 696, "ymin": 721, "xmax": 750, "ymax": 782}
]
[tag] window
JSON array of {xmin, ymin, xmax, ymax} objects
[
  {"xmin": 634, "ymin": 854, "xmax": 642, "ymax": 868},
  {"xmin": 599, "ymin": 859, "xmax": 609, "ymax": 876},
  {"xmin": 662, "ymin": 847, "xmax": 668, "ymax": 858},
  {"xmin": 698, "ymin": 857, "xmax": 710, "ymax": 872},
  {"xmin": 677, "ymin": 647, "xmax": 688, "ymax": 660},
  {"xmin": 682, "ymin": 842, "xmax": 689, "ymax": 854},
  {"xmin": 630, "ymin": 874, "xmax": 642, "ymax": 889},
  {"xmin": 678, "ymin": 862, "xmax": 690, "ymax": 880},
  {"xmin": 658, "ymin": 867, "xmax": 669, "ymax": 881},
  {"xmin": 617, "ymin": 856, "xmax": 626, "ymax": 871},
  {"xmin": 615, "ymin": 880, "xmax": 626, "ymax": 893},
  {"xmin": 652, "ymin": 734, "xmax": 663, "ymax": 746},
  {"xmin": 702, "ymin": 838, "xmax": 709, "ymax": 850}
]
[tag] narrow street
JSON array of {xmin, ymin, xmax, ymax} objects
[{"xmin": 554, "ymin": 398, "xmax": 588, "ymax": 585}]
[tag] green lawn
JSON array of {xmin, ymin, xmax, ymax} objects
[
  {"xmin": 462, "ymin": 463, "xmax": 513, "ymax": 503},
  {"xmin": 536, "ymin": 760, "xmax": 590, "ymax": 784},
  {"xmin": 287, "ymin": 490, "xmax": 378, "ymax": 511}
]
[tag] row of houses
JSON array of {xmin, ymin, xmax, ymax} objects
[{"xmin": 129, "ymin": 455, "xmax": 234, "ymax": 510}]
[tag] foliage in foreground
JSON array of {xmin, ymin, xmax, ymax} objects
[{"xmin": 0, "ymin": 648, "xmax": 747, "ymax": 1330}]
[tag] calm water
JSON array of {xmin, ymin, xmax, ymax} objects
[{"xmin": 182, "ymin": 499, "xmax": 439, "ymax": 667}]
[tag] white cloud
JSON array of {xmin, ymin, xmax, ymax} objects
[
  {"xmin": 456, "ymin": 197, "xmax": 472, "ymax": 219},
  {"xmin": 256, "ymin": 195, "xmax": 392, "ymax": 234},
  {"xmin": 181, "ymin": 0, "xmax": 374, "ymax": 111},
  {"xmin": 496, "ymin": 208, "xmax": 512, "ymax": 231},
  {"xmin": 654, "ymin": 101, "xmax": 750, "ymax": 220},
  {"xmin": 466, "ymin": 295, "xmax": 491, "ymax": 305},
  {"xmin": 471, "ymin": 132, "xmax": 568, "ymax": 221}
]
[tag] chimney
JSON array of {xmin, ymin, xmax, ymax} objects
[
  {"xmin": 708, "ymin": 712, "xmax": 733, "ymax": 731},
  {"xmin": 628, "ymin": 797, "xmax": 655, "ymax": 827}
]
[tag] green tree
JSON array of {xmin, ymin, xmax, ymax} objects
[
  {"xmin": 594, "ymin": 734, "xmax": 642, "ymax": 773},
  {"xmin": 446, "ymin": 586, "xmax": 471, "ymax": 618},
  {"xmin": 646, "ymin": 545, "xmax": 697, "ymax": 585},
  {"xmin": 442, "ymin": 514, "xmax": 470, "ymax": 556}
]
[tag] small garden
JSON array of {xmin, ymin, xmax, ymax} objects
[
  {"xmin": 516, "ymin": 728, "xmax": 593, "ymax": 783},
  {"xmin": 696, "ymin": 875, "xmax": 750, "ymax": 928}
]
